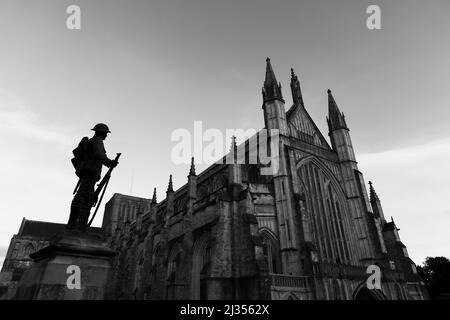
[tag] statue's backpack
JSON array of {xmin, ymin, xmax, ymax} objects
[{"xmin": 71, "ymin": 136, "xmax": 90, "ymax": 176}]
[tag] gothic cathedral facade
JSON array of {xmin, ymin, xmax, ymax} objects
[{"xmin": 103, "ymin": 59, "xmax": 427, "ymax": 300}]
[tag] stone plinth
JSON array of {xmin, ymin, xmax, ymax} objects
[{"xmin": 14, "ymin": 230, "xmax": 116, "ymax": 300}]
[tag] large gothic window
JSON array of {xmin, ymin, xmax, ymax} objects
[
  {"xmin": 133, "ymin": 249, "xmax": 144, "ymax": 297},
  {"xmin": 192, "ymin": 235, "xmax": 212, "ymax": 300},
  {"xmin": 166, "ymin": 252, "xmax": 181, "ymax": 299},
  {"xmin": 200, "ymin": 244, "xmax": 211, "ymax": 300},
  {"xmin": 149, "ymin": 244, "xmax": 161, "ymax": 296},
  {"xmin": 297, "ymin": 159, "xmax": 352, "ymax": 265}
]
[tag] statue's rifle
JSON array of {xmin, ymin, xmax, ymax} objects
[
  {"xmin": 87, "ymin": 153, "xmax": 121, "ymax": 226},
  {"xmin": 73, "ymin": 179, "xmax": 81, "ymax": 195}
]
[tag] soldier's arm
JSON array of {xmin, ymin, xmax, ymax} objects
[{"xmin": 91, "ymin": 140, "xmax": 116, "ymax": 167}]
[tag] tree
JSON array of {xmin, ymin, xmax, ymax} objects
[{"xmin": 417, "ymin": 256, "xmax": 450, "ymax": 299}]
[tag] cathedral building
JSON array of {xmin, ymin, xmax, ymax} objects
[
  {"xmin": 103, "ymin": 58, "xmax": 427, "ymax": 300},
  {"xmin": 0, "ymin": 58, "xmax": 427, "ymax": 300},
  {"xmin": 102, "ymin": 193, "xmax": 151, "ymax": 237}
]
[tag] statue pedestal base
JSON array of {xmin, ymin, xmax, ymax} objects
[{"xmin": 15, "ymin": 230, "xmax": 116, "ymax": 300}]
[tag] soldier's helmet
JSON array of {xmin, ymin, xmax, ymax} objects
[{"xmin": 91, "ymin": 123, "xmax": 111, "ymax": 133}]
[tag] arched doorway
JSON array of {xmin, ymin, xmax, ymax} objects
[
  {"xmin": 353, "ymin": 282, "xmax": 387, "ymax": 300},
  {"xmin": 354, "ymin": 287, "xmax": 377, "ymax": 300}
]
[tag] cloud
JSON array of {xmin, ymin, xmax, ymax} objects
[
  {"xmin": 0, "ymin": 88, "xmax": 72, "ymax": 147},
  {"xmin": 359, "ymin": 137, "xmax": 450, "ymax": 167},
  {"xmin": 358, "ymin": 137, "xmax": 450, "ymax": 264},
  {"xmin": 0, "ymin": 89, "xmax": 75, "ymax": 253}
]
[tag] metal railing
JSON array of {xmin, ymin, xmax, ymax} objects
[{"xmin": 269, "ymin": 273, "xmax": 311, "ymax": 290}]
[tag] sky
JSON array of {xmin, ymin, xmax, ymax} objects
[{"xmin": 0, "ymin": 0, "xmax": 449, "ymax": 269}]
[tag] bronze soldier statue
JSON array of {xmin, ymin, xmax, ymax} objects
[{"xmin": 67, "ymin": 123, "xmax": 119, "ymax": 231}]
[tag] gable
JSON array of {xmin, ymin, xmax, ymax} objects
[{"xmin": 287, "ymin": 104, "xmax": 332, "ymax": 150}]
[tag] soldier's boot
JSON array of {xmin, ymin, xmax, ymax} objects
[{"xmin": 77, "ymin": 206, "xmax": 91, "ymax": 232}]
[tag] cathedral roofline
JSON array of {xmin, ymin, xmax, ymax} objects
[{"xmin": 17, "ymin": 218, "xmax": 101, "ymax": 238}]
